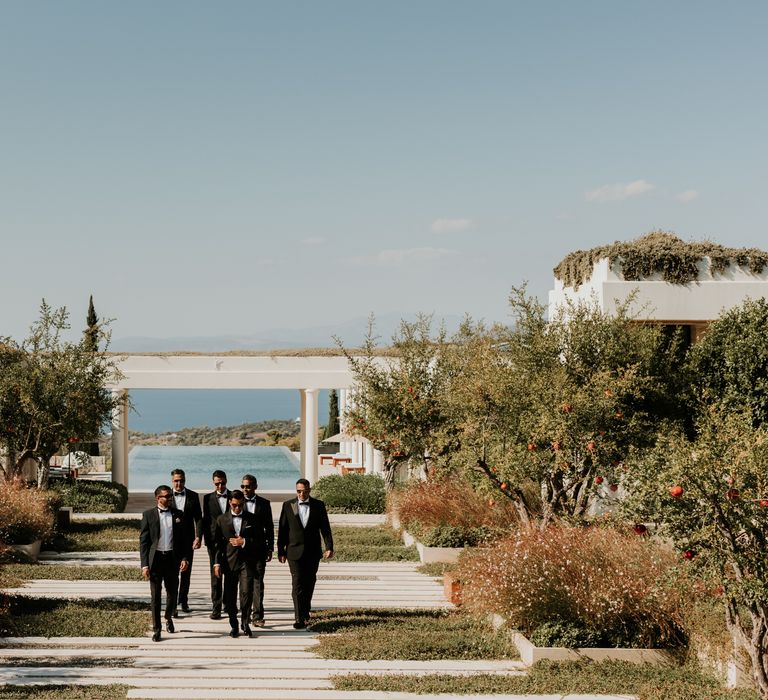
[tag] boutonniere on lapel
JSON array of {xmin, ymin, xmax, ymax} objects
[{"xmin": 174, "ymin": 517, "xmax": 182, "ymax": 524}]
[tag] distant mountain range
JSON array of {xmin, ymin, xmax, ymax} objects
[{"xmin": 112, "ymin": 312, "xmax": 467, "ymax": 352}]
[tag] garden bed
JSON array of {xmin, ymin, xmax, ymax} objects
[{"xmin": 401, "ymin": 529, "xmax": 463, "ymax": 564}]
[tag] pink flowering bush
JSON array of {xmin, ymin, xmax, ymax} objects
[
  {"xmin": 391, "ymin": 479, "xmax": 517, "ymax": 545},
  {"xmin": 458, "ymin": 524, "xmax": 685, "ymax": 648}
]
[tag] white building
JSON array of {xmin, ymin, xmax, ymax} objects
[{"xmin": 548, "ymin": 249, "xmax": 768, "ymax": 341}]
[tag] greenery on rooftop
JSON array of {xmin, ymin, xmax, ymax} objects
[{"xmin": 553, "ymin": 230, "xmax": 768, "ymax": 289}]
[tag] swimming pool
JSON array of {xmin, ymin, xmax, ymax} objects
[{"xmin": 128, "ymin": 445, "xmax": 300, "ymax": 492}]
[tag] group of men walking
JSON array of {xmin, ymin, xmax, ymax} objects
[{"xmin": 139, "ymin": 469, "xmax": 334, "ymax": 642}]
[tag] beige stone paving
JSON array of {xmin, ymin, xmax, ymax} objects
[{"xmin": 0, "ymin": 514, "xmax": 637, "ymax": 700}]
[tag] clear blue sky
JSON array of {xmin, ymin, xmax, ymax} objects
[{"xmin": 2, "ymin": 1, "xmax": 766, "ymax": 343}]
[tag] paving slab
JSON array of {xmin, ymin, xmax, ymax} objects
[{"xmin": 0, "ymin": 551, "xmax": 644, "ymax": 699}]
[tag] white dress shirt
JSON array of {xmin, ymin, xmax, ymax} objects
[
  {"xmin": 216, "ymin": 493, "xmax": 228, "ymax": 514},
  {"xmin": 158, "ymin": 508, "xmax": 173, "ymax": 552},
  {"xmin": 173, "ymin": 490, "xmax": 186, "ymax": 512},
  {"xmin": 298, "ymin": 499, "xmax": 310, "ymax": 528}
]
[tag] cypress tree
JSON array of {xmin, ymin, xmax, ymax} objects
[
  {"xmin": 83, "ymin": 295, "xmax": 101, "ymax": 455},
  {"xmin": 84, "ymin": 295, "xmax": 99, "ymax": 352},
  {"xmin": 324, "ymin": 389, "xmax": 340, "ymax": 439}
]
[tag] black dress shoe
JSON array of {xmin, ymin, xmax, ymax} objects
[
  {"xmin": 152, "ymin": 631, "xmax": 161, "ymax": 642},
  {"xmin": 181, "ymin": 603, "xmax": 191, "ymax": 613},
  {"xmin": 172, "ymin": 610, "xmax": 179, "ymax": 618},
  {"xmin": 209, "ymin": 612, "xmax": 222, "ymax": 620},
  {"xmin": 229, "ymin": 627, "xmax": 239, "ymax": 638},
  {"xmin": 166, "ymin": 619, "xmax": 175, "ymax": 634},
  {"xmin": 242, "ymin": 625, "xmax": 253, "ymax": 638},
  {"xmin": 292, "ymin": 621, "xmax": 306, "ymax": 630}
]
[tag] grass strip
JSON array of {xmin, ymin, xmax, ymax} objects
[
  {"xmin": 0, "ymin": 684, "xmax": 129, "ymax": 699},
  {"xmin": 325, "ymin": 525, "xmax": 419, "ymax": 562},
  {"xmin": 310, "ymin": 608, "xmax": 518, "ymax": 660},
  {"xmin": 332, "ymin": 660, "xmax": 758, "ymax": 699},
  {"xmin": 46, "ymin": 519, "xmax": 140, "ymax": 553},
  {"xmin": 417, "ymin": 562, "xmax": 455, "ymax": 577},
  {"xmin": 1, "ymin": 565, "xmax": 142, "ymax": 587},
  {"xmin": 0, "ymin": 596, "xmax": 150, "ymax": 637},
  {"xmin": 0, "ymin": 657, "xmax": 134, "ymax": 667}
]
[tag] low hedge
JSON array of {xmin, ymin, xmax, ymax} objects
[
  {"xmin": 408, "ymin": 523, "xmax": 501, "ymax": 548},
  {"xmin": 47, "ymin": 479, "xmax": 128, "ymax": 513},
  {"xmin": 312, "ymin": 473, "xmax": 385, "ymax": 513}
]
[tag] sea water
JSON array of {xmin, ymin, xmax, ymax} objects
[{"xmin": 128, "ymin": 445, "xmax": 300, "ymax": 492}]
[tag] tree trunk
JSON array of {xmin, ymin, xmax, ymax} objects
[
  {"xmin": 726, "ymin": 600, "xmax": 768, "ymax": 698},
  {"xmin": 37, "ymin": 454, "xmax": 51, "ymax": 489},
  {"xmin": 382, "ymin": 459, "xmax": 399, "ymax": 491}
]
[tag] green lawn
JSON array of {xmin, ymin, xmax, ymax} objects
[
  {"xmin": 0, "ymin": 564, "xmax": 142, "ymax": 588},
  {"xmin": 0, "ymin": 685, "xmax": 130, "ymax": 699},
  {"xmin": 46, "ymin": 519, "xmax": 140, "ymax": 553},
  {"xmin": 0, "ymin": 596, "xmax": 150, "ymax": 637},
  {"xmin": 310, "ymin": 607, "xmax": 518, "ymax": 660},
  {"xmin": 321, "ymin": 525, "xmax": 419, "ymax": 562},
  {"xmin": 332, "ymin": 660, "xmax": 758, "ymax": 699}
]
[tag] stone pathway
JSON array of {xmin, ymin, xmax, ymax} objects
[{"xmin": 0, "ymin": 522, "xmax": 635, "ymax": 700}]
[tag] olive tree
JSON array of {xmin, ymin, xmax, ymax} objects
[{"xmin": 0, "ymin": 301, "xmax": 121, "ymax": 487}]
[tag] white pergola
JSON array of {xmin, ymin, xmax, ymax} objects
[{"xmin": 108, "ymin": 354, "xmax": 368, "ymax": 489}]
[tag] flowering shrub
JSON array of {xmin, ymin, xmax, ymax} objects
[
  {"xmin": 458, "ymin": 525, "xmax": 685, "ymax": 648},
  {"xmin": 392, "ymin": 479, "xmax": 517, "ymax": 546},
  {"xmin": 0, "ymin": 481, "xmax": 55, "ymax": 544}
]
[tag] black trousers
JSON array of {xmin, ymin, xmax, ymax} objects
[
  {"xmin": 250, "ymin": 558, "xmax": 267, "ymax": 622},
  {"xmin": 288, "ymin": 555, "xmax": 320, "ymax": 623},
  {"xmin": 207, "ymin": 547, "xmax": 223, "ymax": 613},
  {"xmin": 149, "ymin": 552, "xmax": 179, "ymax": 633},
  {"xmin": 223, "ymin": 563, "xmax": 255, "ymax": 629},
  {"xmin": 176, "ymin": 547, "xmax": 195, "ymax": 606}
]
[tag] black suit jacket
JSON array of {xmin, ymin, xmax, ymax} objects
[
  {"xmin": 139, "ymin": 506, "xmax": 192, "ymax": 569},
  {"xmin": 277, "ymin": 497, "xmax": 333, "ymax": 561},
  {"xmin": 213, "ymin": 511, "xmax": 261, "ymax": 572},
  {"xmin": 245, "ymin": 494, "xmax": 274, "ymax": 559},
  {"xmin": 173, "ymin": 488, "xmax": 203, "ymax": 543},
  {"xmin": 203, "ymin": 490, "xmax": 231, "ymax": 548}
]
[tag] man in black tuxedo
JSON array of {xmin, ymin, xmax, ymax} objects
[
  {"xmin": 213, "ymin": 490, "xmax": 262, "ymax": 637},
  {"xmin": 202, "ymin": 470, "xmax": 230, "ymax": 619},
  {"xmin": 170, "ymin": 468, "xmax": 202, "ymax": 615},
  {"xmin": 139, "ymin": 485, "xmax": 191, "ymax": 642},
  {"xmin": 277, "ymin": 478, "xmax": 333, "ymax": 629},
  {"xmin": 240, "ymin": 473, "xmax": 273, "ymax": 627}
]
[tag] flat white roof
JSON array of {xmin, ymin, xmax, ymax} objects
[
  {"xmin": 111, "ymin": 354, "xmax": 355, "ymax": 390},
  {"xmin": 549, "ymin": 257, "xmax": 768, "ymax": 322}
]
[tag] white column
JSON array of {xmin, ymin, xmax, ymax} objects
[
  {"xmin": 111, "ymin": 389, "xmax": 129, "ymax": 489},
  {"xmin": 373, "ymin": 448, "xmax": 384, "ymax": 474},
  {"xmin": 342, "ymin": 388, "xmax": 355, "ymax": 457},
  {"xmin": 364, "ymin": 441, "xmax": 375, "ymax": 475},
  {"xmin": 303, "ymin": 389, "xmax": 319, "ymax": 484},
  {"xmin": 299, "ymin": 389, "xmax": 307, "ymax": 478}
]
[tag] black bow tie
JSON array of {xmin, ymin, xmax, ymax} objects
[
  {"xmin": 174, "ymin": 491, "xmax": 186, "ymax": 497},
  {"xmin": 299, "ymin": 502, "xmax": 309, "ymax": 506},
  {"xmin": 232, "ymin": 514, "xmax": 242, "ymax": 518},
  {"xmin": 159, "ymin": 508, "xmax": 169, "ymax": 513}
]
